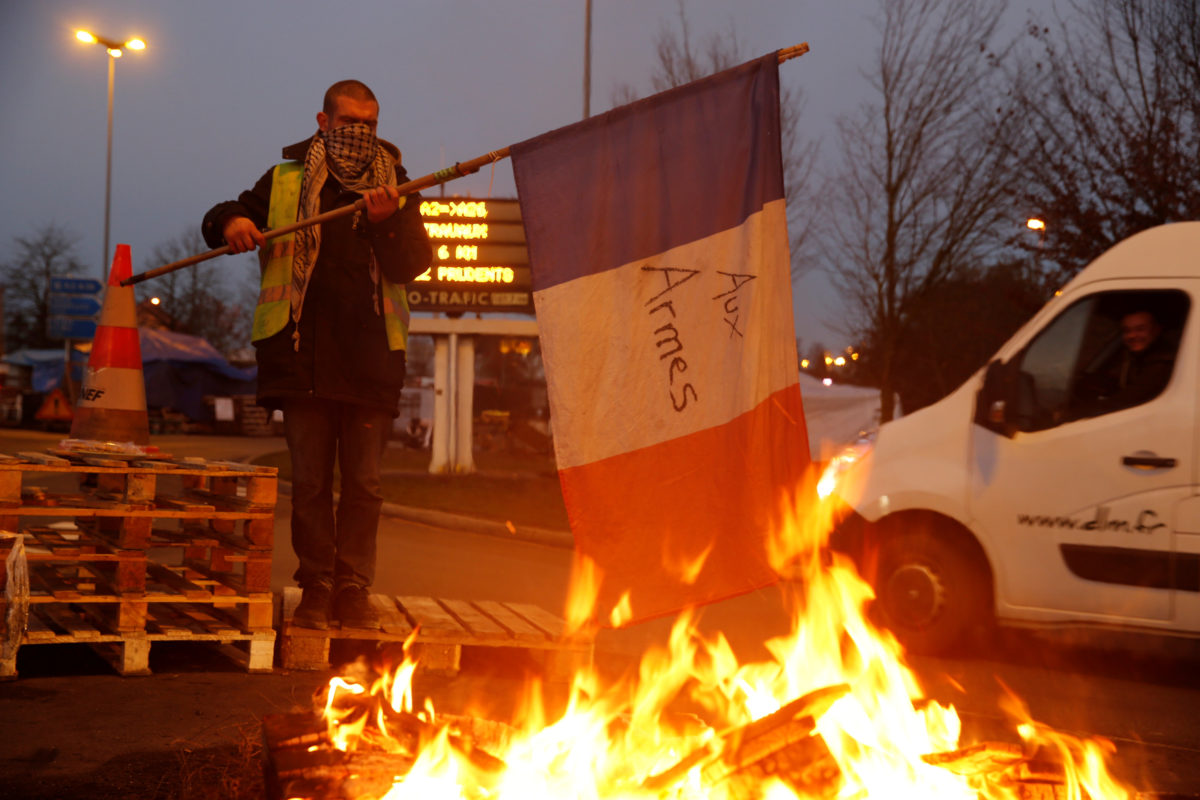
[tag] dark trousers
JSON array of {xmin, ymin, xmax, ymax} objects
[{"xmin": 283, "ymin": 397, "xmax": 392, "ymax": 590}]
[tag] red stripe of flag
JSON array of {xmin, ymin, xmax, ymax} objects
[{"xmin": 559, "ymin": 384, "xmax": 809, "ymax": 623}]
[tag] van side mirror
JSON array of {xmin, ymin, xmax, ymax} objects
[{"xmin": 975, "ymin": 359, "xmax": 1017, "ymax": 437}]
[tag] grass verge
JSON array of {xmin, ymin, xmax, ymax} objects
[{"xmin": 252, "ymin": 446, "xmax": 570, "ymax": 531}]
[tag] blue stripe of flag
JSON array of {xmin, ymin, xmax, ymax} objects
[{"xmin": 512, "ymin": 53, "xmax": 783, "ymax": 292}]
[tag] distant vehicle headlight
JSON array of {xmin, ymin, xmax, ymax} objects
[{"xmin": 816, "ymin": 434, "xmax": 875, "ymax": 500}]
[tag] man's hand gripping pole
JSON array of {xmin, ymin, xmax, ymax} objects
[{"xmin": 120, "ymin": 148, "xmax": 512, "ymax": 287}]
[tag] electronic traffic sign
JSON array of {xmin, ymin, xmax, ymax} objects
[{"xmin": 410, "ymin": 198, "xmax": 532, "ymax": 314}]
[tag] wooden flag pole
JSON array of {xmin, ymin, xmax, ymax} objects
[
  {"xmin": 122, "ymin": 42, "xmax": 807, "ymax": 288},
  {"xmin": 777, "ymin": 42, "xmax": 809, "ymax": 62},
  {"xmin": 121, "ymin": 148, "xmax": 511, "ymax": 287}
]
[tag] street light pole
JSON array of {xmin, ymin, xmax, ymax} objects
[
  {"xmin": 582, "ymin": 0, "xmax": 592, "ymax": 119},
  {"xmin": 75, "ymin": 29, "xmax": 146, "ymax": 281},
  {"xmin": 104, "ymin": 52, "xmax": 115, "ymax": 283}
]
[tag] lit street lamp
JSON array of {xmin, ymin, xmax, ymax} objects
[
  {"xmin": 75, "ymin": 29, "xmax": 146, "ymax": 280},
  {"xmin": 1026, "ymin": 217, "xmax": 1047, "ymax": 249}
]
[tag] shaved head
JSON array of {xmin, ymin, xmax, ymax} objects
[{"xmin": 323, "ymin": 80, "xmax": 377, "ymax": 116}]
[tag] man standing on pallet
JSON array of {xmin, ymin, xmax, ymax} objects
[{"xmin": 202, "ymin": 80, "xmax": 432, "ymax": 629}]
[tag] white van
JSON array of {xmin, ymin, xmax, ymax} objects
[{"xmin": 823, "ymin": 223, "xmax": 1200, "ymax": 653}]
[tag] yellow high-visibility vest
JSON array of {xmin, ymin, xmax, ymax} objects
[{"xmin": 251, "ymin": 161, "xmax": 410, "ymax": 351}]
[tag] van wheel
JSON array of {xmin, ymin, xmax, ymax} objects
[{"xmin": 871, "ymin": 532, "xmax": 985, "ymax": 655}]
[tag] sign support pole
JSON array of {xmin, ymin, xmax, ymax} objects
[
  {"xmin": 426, "ymin": 331, "xmax": 477, "ymax": 475},
  {"xmin": 447, "ymin": 331, "xmax": 458, "ymax": 468},
  {"xmin": 62, "ymin": 338, "xmax": 75, "ymax": 405},
  {"xmin": 454, "ymin": 335, "xmax": 476, "ymax": 472},
  {"xmin": 429, "ymin": 336, "xmax": 452, "ymax": 474}
]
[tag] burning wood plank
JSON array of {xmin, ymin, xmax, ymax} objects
[
  {"xmin": 924, "ymin": 741, "xmax": 1093, "ymax": 800},
  {"xmin": 263, "ymin": 707, "xmax": 515, "ymax": 800},
  {"xmin": 641, "ymin": 683, "xmax": 849, "ymax": 795}
]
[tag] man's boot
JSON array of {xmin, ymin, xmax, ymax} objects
[
  {"xmin": 334, "ymin": 585, "xmax": 379, "ymax": 629},
  {"xmin": 293, "ymin": 583, "xmax": 333, "ymax": 630}
]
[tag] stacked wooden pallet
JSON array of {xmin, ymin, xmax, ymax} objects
[{"xmin": 0, "ymin": 448, "xmax": 278, "ymax": 677}]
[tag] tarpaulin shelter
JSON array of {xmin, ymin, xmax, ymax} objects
[
  {"xmin": 2, "ymin": 347, "xmax": 89, "ymax": 393},
  {"xmin": 138, "ymin": 329, "xmax": 256, "ymax": 421},
  {"xmin": 2, "ymin": 330, "xmax": 255, "ymax": 422}
]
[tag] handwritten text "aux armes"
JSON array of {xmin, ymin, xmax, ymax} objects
[{"xmin": 642, "ymin": 265, "xmax": 758, "ymax": 413}]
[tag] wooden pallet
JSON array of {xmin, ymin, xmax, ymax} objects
[
  {"xmin": 18, "ymin": 601, "xmax": 275, "ymax": 675},
  {"xmin": 277, "ymin": 588, "xmax": 593, "ymax": 680},
  {"xmin": 1, "ymin": 450, "xmax": 278, "ymax": 677}
]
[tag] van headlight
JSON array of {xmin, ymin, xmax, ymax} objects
[{"xmin": 817, "ymin": 434, "xmax": 875, "ymax": 500}]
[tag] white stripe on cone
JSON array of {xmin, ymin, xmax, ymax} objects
[{"xmin": 76, "ymin": 366, "xmax": 147, "ymax": 411}]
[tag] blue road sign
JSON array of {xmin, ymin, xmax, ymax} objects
[
  {"xmin": 48, "ymin": 294, "xmax": 103, "ymax": 317},
  {"xmin": 47, "ymin": 275, "xmax": 104, "ymax": 338},
  {"xmin": 49, "ymin": 277, "xmax": 104, "ymax": 295},
  {"xmin": 47, "ymin": 316, "xmax": 98, "ymax": 340}
]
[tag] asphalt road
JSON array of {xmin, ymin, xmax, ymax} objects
[{"xmin": 2, "ymin": 429, "xmax": 1199, "ymax": 797}]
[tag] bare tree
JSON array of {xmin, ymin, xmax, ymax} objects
[
  {"xmin": 1, "ymin": 224, "xmax": 88, "ymax": 351},
  {"xmin": 884, "ymin": 262, "xmax": 1044, "ymax": 412},
  {"xmin": 136, "ymin": 229, "xmax": 257, "ymax": 355},
  {"xmin": 612, "ymin": 0, "xmax": 819, "ymax": 276},
  {"xmin": 1013, "ymin": 0, "xmax": 1200, "ymax": 284},
  {"xmin": 823, "ymin": 0, "xmax": 1023, "ymax": 420},
  {"xmin": 645, "ymin": 1, "xmax": 743, "ymax": 92}
]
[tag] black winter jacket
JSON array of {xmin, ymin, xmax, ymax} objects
[{"xmin": 202, "ymin": 137, "xmax": 432, "ymax": 413}]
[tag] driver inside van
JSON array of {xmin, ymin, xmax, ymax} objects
[{"xmin": 1074, "ymin": 308, "xmax": 1175, "ymax": 416}]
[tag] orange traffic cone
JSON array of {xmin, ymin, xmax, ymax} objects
[{"xmin": 69, "ymin": 244, "xmax": 150, "ymax": 446}]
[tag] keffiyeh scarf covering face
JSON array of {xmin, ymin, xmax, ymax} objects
[{"xmin": 290, "ymin": 123, "xmax": 398, "ymax": 347}]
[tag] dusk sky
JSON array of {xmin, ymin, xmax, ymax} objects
[{"xmin": 1, "ymin": 0, "xmax": 882, "ymax": 351}]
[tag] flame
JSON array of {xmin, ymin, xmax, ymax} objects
[
  {"xmin": 662, "ymin": 537, "xmax": 714, "ymax": 585},
  {"xmin": 564, "ymin": 552, "xmax": 602, "ymax": 636},
  {"xmin": 608, "ymin": 592, "xmax": 633, "ymax": 627},
  {"xmin": 312, "ymin": 481, "xmax": 1135, "ymax": 800},
  {"xmin": 323, "ymin": 677, "xmax": 369, "ymax": 751},
  {"xmin": 1003, "ymin": 684, "xmax": 1132, "ymax": 800}
]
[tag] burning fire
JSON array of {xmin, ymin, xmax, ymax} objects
[{"xmin": 314, "ymin": 488, "xmax": 1135, "ymax": 800}]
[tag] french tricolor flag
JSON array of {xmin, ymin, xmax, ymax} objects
[{"xmin": 512, "ymin": 53, "xmax": 810, "ymax": 624}]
